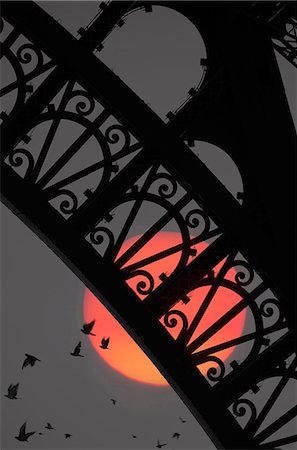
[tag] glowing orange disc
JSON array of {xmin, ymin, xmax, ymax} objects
[{"xmin": 83, "ymin": 232, "xmax": 245, "ymax": 386}]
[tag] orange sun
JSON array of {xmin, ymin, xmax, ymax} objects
[{"xmin": 83, "ymin": 232, "xmax": 246, "ymax": 386}]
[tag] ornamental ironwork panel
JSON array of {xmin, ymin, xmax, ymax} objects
[
  {"xmin": 1, "ymin": 2, "xmax": 296, "ymax": 449},
  {"xmin": 0, "ymin": 17, "xmax": 56, "ymax": 120}
]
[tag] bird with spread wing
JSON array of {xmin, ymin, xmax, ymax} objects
[
  {"xmin": 15, "ymin": 422, "xmax": 35, "ymax": 442},
  {"xmin": 70, "ymin": 341, "xmax": 84, "ymax": 357},
  {"xmin": 99, "ymin": 337, "xmax": 110, "ymax": 349},
  {"xmin": 81, "ymin": 320, "xmax": 96, "ymax": 336},
  {"xmin": 172, "ymin": 432, "xmax": 181, "ymax": 439},
  {"xmin": 22, "ymin": 354, "xmax": 41, "ymax": 370},
  {"xmin": 5, "ymin": 383, "xmax": 20, "ymax": 400}
]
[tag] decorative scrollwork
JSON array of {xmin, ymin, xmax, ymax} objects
[
  {"xmin": 205, "ymin": 356, "xmax": 226, "ymax": 382},
  {"xmin": 185, "ymin": 208, "xmax": 211, "ymax": 238},
  {"xmin": 194, "ymin": 355, "xmax": 226, "ymax": 382},
  {"xmin": 54, "ymin": 189, "xmax": 78, "ymax": 215},
  {"xmin": 89, "ymin": 226, "xmax": 115, "ymax": 256},
  {"xmin": 105, "ymin": 124, "xmax": 131, "ymax": 150},
  {"xmin": 151, "ymin": 173, "xmax": 178, "ymax": 199},
  {"xmin": 16, "ymin": 43, "xmax": 43, "ymax": 70},
  {"xmin": 126, "ymin": 269, "xmax": 155, "ymax": 296},
  {"xmin": 67, "ymin": 90, "xmax": 96, "ymax": 117},
  {"xmin": 225, "ymin": 259, "xmax": 254, "ymax": 287},
  {"xmin": 163, "ymin": 309, "xmax": 189, "ymax": 338},
  {"xmin": 232, "ymin": 398, "xmax": 257, "ymax": 426},
  {"xmin": 7, "ymin": 149, "xmax": 34, "ymax": 176},
  {"xmin": 259, "ymin": 298, "xmax": 284, "ymax": 327}
]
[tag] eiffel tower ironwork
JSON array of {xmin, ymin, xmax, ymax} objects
[{"xmin": 1, "ymin": 2, "xmax": 296, "ymax": 449}]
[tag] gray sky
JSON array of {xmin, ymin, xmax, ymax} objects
[{"xmin": 1, "ymin": 2, "xmax": 296, "ymax": 450}]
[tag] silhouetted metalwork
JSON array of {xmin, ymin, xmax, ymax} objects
[
  {"xmin": 1, "ymin": 2, "xmax": 296, "ymax": 449},
  {"xmin": 243, "ymin": 1, "xmax": 297, "ymax": 67}
]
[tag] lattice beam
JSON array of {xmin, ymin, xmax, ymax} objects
[
  {"xmin": 1, "ymin": 0, "xmax": 135, "ymax": 155},
  {"xmin": 1, "ymin": 2, "xmax": 296, "ymax": 449},
  {"xmin": 1, "ymin": 1, "xmax": 292, "ymax": 322}
]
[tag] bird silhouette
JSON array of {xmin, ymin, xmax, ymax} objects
[
  {"xmin": 65, "ymin": 433, "xmax": 72, "ymax": 439},
  {"xmin": 15, "ymin": 422, "xmax": 35, "ymax": 442},
  {"xmin": 45, "ymin": 422, "xmax": 55, "ymax": 430},
  {"xmin": 156, "ymin": 440, "xmax": 167, "ymax": 448},
  {"xmin": 81, "ymin": 320, "xmax": 96, "ymax": 336},
  {"xmin": 99, "ymin": 337, "xmax": 110, "ymax": 349},
  {"xmin": 179, "ymin": 416, "xmax": 186, "ymax": 423},
  {"xmin": 70, "ymin": 341, "xmax": 84, "ymax": 357},
  {"xmin": 5, "ymin": 383, "xmax": 20, "ymax": 399},
  {"xmin": 172, "ymin": 432, "xmax": 180, "ymax": 439},
  {"xmin": 110, "ymin": 398, "xmax": 116, "ymax": 405},
  {"xmin": 22, "ymin": 354, "xmax": 41, "ymax": 370}
]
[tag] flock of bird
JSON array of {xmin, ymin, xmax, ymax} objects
[
  {"xmin": 13, "ymin": 421, "xmax": 72, "ymax": 442},
  {"xmin": 5, "ymin": 319, "xmax": 186, "ymax": 448}
]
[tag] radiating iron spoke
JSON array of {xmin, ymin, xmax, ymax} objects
[{"xmin": 254, "ymin": 405, "xmax": 297, "ymax": 444}]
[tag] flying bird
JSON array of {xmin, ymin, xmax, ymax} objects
[
  {"xmin": 81, "ymin": 320, "xmax": 96, "ymax": 336},
  {"xmin": 70, "ymin": 341, "xmax": 84, "ymax": 357},
  {"xmin": 99, "ymin": 337, "xmax": 110, "ymax": 349},
  {"xmin": 179, "ymin": 416, "xmax": 186, "ymax": 423},
  {"xmin": 22, "ymin": 354, "xmax": 41, "ymax": 370},
  {"xmin": 45, "ymin": 422, "xmax": 55, "ymax": 430},
  {"xmin": 64, "ymin": 433, "xmax": 72, "ymax": 439},
  {"xmin": 15, "ymin": 422, "xmax": 35, "ymax": 442},
  {"xmin": 156, "ymin": 440, "xmax": 167, "ymax": 448},
  {"xmin": 110, "ymin": 398, "xmax": 116, "ymax": 405},
  {"xmin": 172, "ymin": 432, "xmax": 180, "ymax": 439},
  {"xmin": 5, "ymin": 383, "xmax": 20, "ymax": 399}
]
